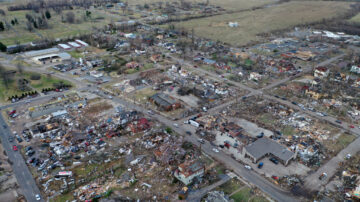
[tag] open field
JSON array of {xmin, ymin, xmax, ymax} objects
[
  {"xmin": 171, "ymin": 1, "xmax": 351, "ymax": 46},
  {"xmin": 127, "ymin": 0, "xmax": 276, "ymax": 11},
  {"xmin": 0, "ymin": 8, "xmax": 117, "ymax": 45}
]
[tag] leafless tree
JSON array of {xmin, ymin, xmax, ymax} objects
[
  {"xmin": 0, "ymin": 64, "xmax": 9, "ymax": 89},
  {"xmin": 0, "ymin": 9, "xmax": 5, "ymax": 16},
  {"xmin": 65, "ymin": 11, "xmax": 75, "ymax": 23}
]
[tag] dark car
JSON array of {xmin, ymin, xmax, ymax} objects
[
  {"xmin": 27, "ymin": 150, "xmax": 35, "ymax": 157},
  {"xmin": 25, "ymin": 146, "xmax": 33, "ymax": 152},
  {"xmin": 281, "ymin": 97, "xmax": 287, "ymax": 101},
  {"xmin": 274, "ymin": 95, "xmax": 280, "ymax": 98},
  {"xmin": 185, "ymin": 131, "xmax": 192, "ymax": 136},
  {"xmin": 16, "ymin": 135, "xmax": 22, "ymax": 143},
  {"xmin": 291, "ymin": 101, "xmax": 297, "ymax": 105},
  {"xmin": 257, "ymin": 132, "xmax": 264, "ymax": 138},
  {"xmin": 8, "ymin": 136, "xmax": 14, "ymax": 142},
  {"xmin": 269, "ymin": 157, "xmax": 279, "ymax": 164},
  {"xmin": 336, "ymin": 120, "xmax": 342, "ymax": 124}
]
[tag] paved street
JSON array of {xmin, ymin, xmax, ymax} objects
[
  {"xmin": 0, "ymin": 45, "xmax": 353, "ymax": 202},
  {"xmin": 0, "ymin": 114, "xmax": 43, "ymax": 202}
]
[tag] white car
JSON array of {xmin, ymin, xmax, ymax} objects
[
  {"xmin": 244, "ymin": 165, "xmax": 252, "ymax": 170},
  {"xmin": 35, "ymin": 194, "xmax": 41, "ymax": 201},
  {"xmin": 173, "ymin": 123, "xmax": 179, "ymax": 128},
  {"xmin": 212, "ymin": 148, "xmax": 219, "ymax": 153}
]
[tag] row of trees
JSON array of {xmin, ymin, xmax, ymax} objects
[
  {"xmin": 8, "ymin": 91, "xmax": 38, "ymax": 101},
  {"xmin": 7, "ymin": 0, "xmax": 120, "ymax": 12}
]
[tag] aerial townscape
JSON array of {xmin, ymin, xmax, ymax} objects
[{"xmin": 0, "ymin": 0, "xmax": 360, "ymax": 202}]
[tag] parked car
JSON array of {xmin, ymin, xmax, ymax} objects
[
  {"xmin": 25, "ymin": 146, "xmax": 32, "ymax": 152},
  {"xmin": 257, "ymin": 132, "xmax": 264, "ymax": 138},
  {"xmin": 281, "ymin": 97, "xmax": 287, "ymax": 100},
  {"xmin": 272, "ymin": 175, "xmax": 279, "ymax": 180},
  {"xmin": 349, "ymin": 125, "xmax": 355, "ymax": 129},
  {"xmin": 8, "ymin": 136, "xmax": 14, "ymax": 142},
  {"xmin": 185, "ymin": 131, "xmax": 192, "ymax": 136},
  {"xmin": 212, "ymin": 148, "xmax": 219, "ymax": 153},
  {"xmin": 269, "ymin": 157, "xmax": 279, "ymax": 164},
  {"xmin": 198, "ymin": 139, "xmax": 205, "ymax": 144},
  {"xmin": 258, "ymin": 162, "xmax": 264, "ymax": 169},
  {"xmin": 173, "ymin": 123, "xmax": 179, "ymax": 128},
  {"xmin": 244, "ymin": 165, "xmax": 252, "ymax": 170},
  {"xmin": 336, "ymin": 120, "xmax": 342, "ymax": 124},
  {"xmin": 291, "ymin": 101, "xmax": 297, "ymax": 105},
  {"xmin": 319, "ymin": 173, "xmax": 327, "ymax": 180},
  {"xmin": 35, "ymin": 194, "xmax": 41, "ymax": 201},
  {"xmin": 12, "ymin": 145, "xmax": 18, "ymax": 151}
]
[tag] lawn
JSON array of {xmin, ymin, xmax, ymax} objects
[
  {"xmin": 216, "ymin": 178, "xmax": 245, "ymax": 195},
  {"xmin": 171, "ymin": 1, "xmax": 351, "ymax": 46},
  {"xmin": 22, "ymin": 72, "xmax": 72, "ymax": 90},
  {"xmin": 324, "ymin": 133, "xmax": 356, "ymax": 154},
  {"xmin": 0, "ymin": 8, "xmax": 118, "ymax": 45},
  {"xmin": 230, "ymin": 187, "xmax": 252, "ymax": 202},
  {"xmin": 132, "ymin": 87, "xmax": 157, "ymax": 103},
  {"xmin": 0, "ymin": 70, "xmax": 71, "ymax": 102}
]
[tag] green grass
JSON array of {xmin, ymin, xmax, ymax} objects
[
  {"xmin": 68, "ymin": 50, "xmax": 83, "ymax": 59},
  {"xmin": 258, "ymin": 114, "xmax": 276, "ymax": 125},
  {"xmin": 249, "ymin": 196, "xmax": 269, "ymax": 202},
  {"xmin": 324, "ymin": 133, "xmax": 356, "ymax": 154},
  {"xmin": 281, "ymin": 126, "xmax": 295, "ymax": 136},
  {"xmin": 22, "ymin": 72, "xmax": 71, "ymax": 90},
  {"xmin": 0, "ymin": 8, "xmax": 117, "ymax": 45},
  {"xmin": 230, "ymin": 187, "xmax": 252, "ymax": 202},
  {"xmin": 50, "ymin": 192, "xmax": 73, "ymax": 202},
  {"xmin": 217, "ymin": 178, "xmax": 244, "ymax": 195}
]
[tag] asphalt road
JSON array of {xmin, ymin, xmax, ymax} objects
[
  {"xmin": 94, "ymin": 90, "xmax": 301, "ymax": 202},
  {"xmin": 0, "ymin": 114, "xmax": 43, "ymax": 202}
]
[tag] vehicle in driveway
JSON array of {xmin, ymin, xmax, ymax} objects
[
  {"xmin": 185, "ymin": 131, "xmax": 192, "ymax": 136},
  {"xmin": 269, "ymin": 157, "xmax": 279, "ymax": 164},
  {"xmin": 12, "ymin": 145, "xmax": 18, "ymax": 151},
  {"xmin": 258, "ymin": 162, "xmax": 264, "ymax": 169},
  {"xmin": 212, "ymin": 148, "xmax": 219, "ymax": 153},
  {"xmin": 257, "ymin": 132, "xmax": 264, "ymax": 138},
  {"xmin": 35, "ymin": 194, "xmax": 41, "ymax": 201}
]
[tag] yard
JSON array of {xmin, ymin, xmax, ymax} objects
[
  {"xmin": 171, "ymin": 1, "xmax": 351, "ymax": 46},
  {"xmin": 324, "ymin": 133, "xmax": 356, "ymax": 155},
  {"xmin": 0, "ymin": 70, "xmax": 71, "ymax": 102}
]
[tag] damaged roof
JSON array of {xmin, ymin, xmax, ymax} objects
[{"xmin": 245, "ymin": 138, "xmax": 295, "ymax": 162}]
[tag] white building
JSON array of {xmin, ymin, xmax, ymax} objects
[{"xmin": 174, "ymin": 160, "xmax": 205, "ymax": 185}]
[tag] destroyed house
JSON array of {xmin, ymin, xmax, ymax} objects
[
  {"xmin": 243, "ymin": 138, "xmax": 296, "ymax": 166},
  {"xmin": 174, "ymin": 160, "xmax": 205, "ymax": 185},
  {"xmin": 314, "ymin": 66, "xmax": 329, "ymax": 78},
  {"xmin": 149, "ymin": 93, "xmax": 181, "ymax": 111},
  {"xmin": 129, "ymin": 118, "xmax": 150, "ymax": 133},
  {"xmin": 221, "ymin": 122, "xmax": 243, "ymax": 137}
]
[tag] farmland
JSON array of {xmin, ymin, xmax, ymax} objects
[
  {"xmin": 127, "ymin": 0, "xmax": 276, "ymax": 11},
  {"xmin": 171, "ymin": 1, "xmax": 351, "ymax": 46}
]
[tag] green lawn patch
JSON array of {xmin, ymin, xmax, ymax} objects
[
  {"xmin": 230, "ymin": 187, "xmax": 252, "ymax": 202},
  {"xmin": 217, "ymin": 178, "xmax": 244, "ymax": 195}
]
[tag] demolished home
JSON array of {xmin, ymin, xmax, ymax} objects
[
  {"xmin": 174, "ymin": 160, "xmax": 205, "ymax": 185},
  {"xmin": 149, "ymin": 93, "xmax": 181, "ymax": 111},
  {"xmin": 243, "ymin": 137, "xmax": 296, "ymax": 166}
]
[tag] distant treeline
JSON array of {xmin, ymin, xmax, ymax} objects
[{"xmin": 7, "ymin": 0, "xmax": 121, "ymax": 11}]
